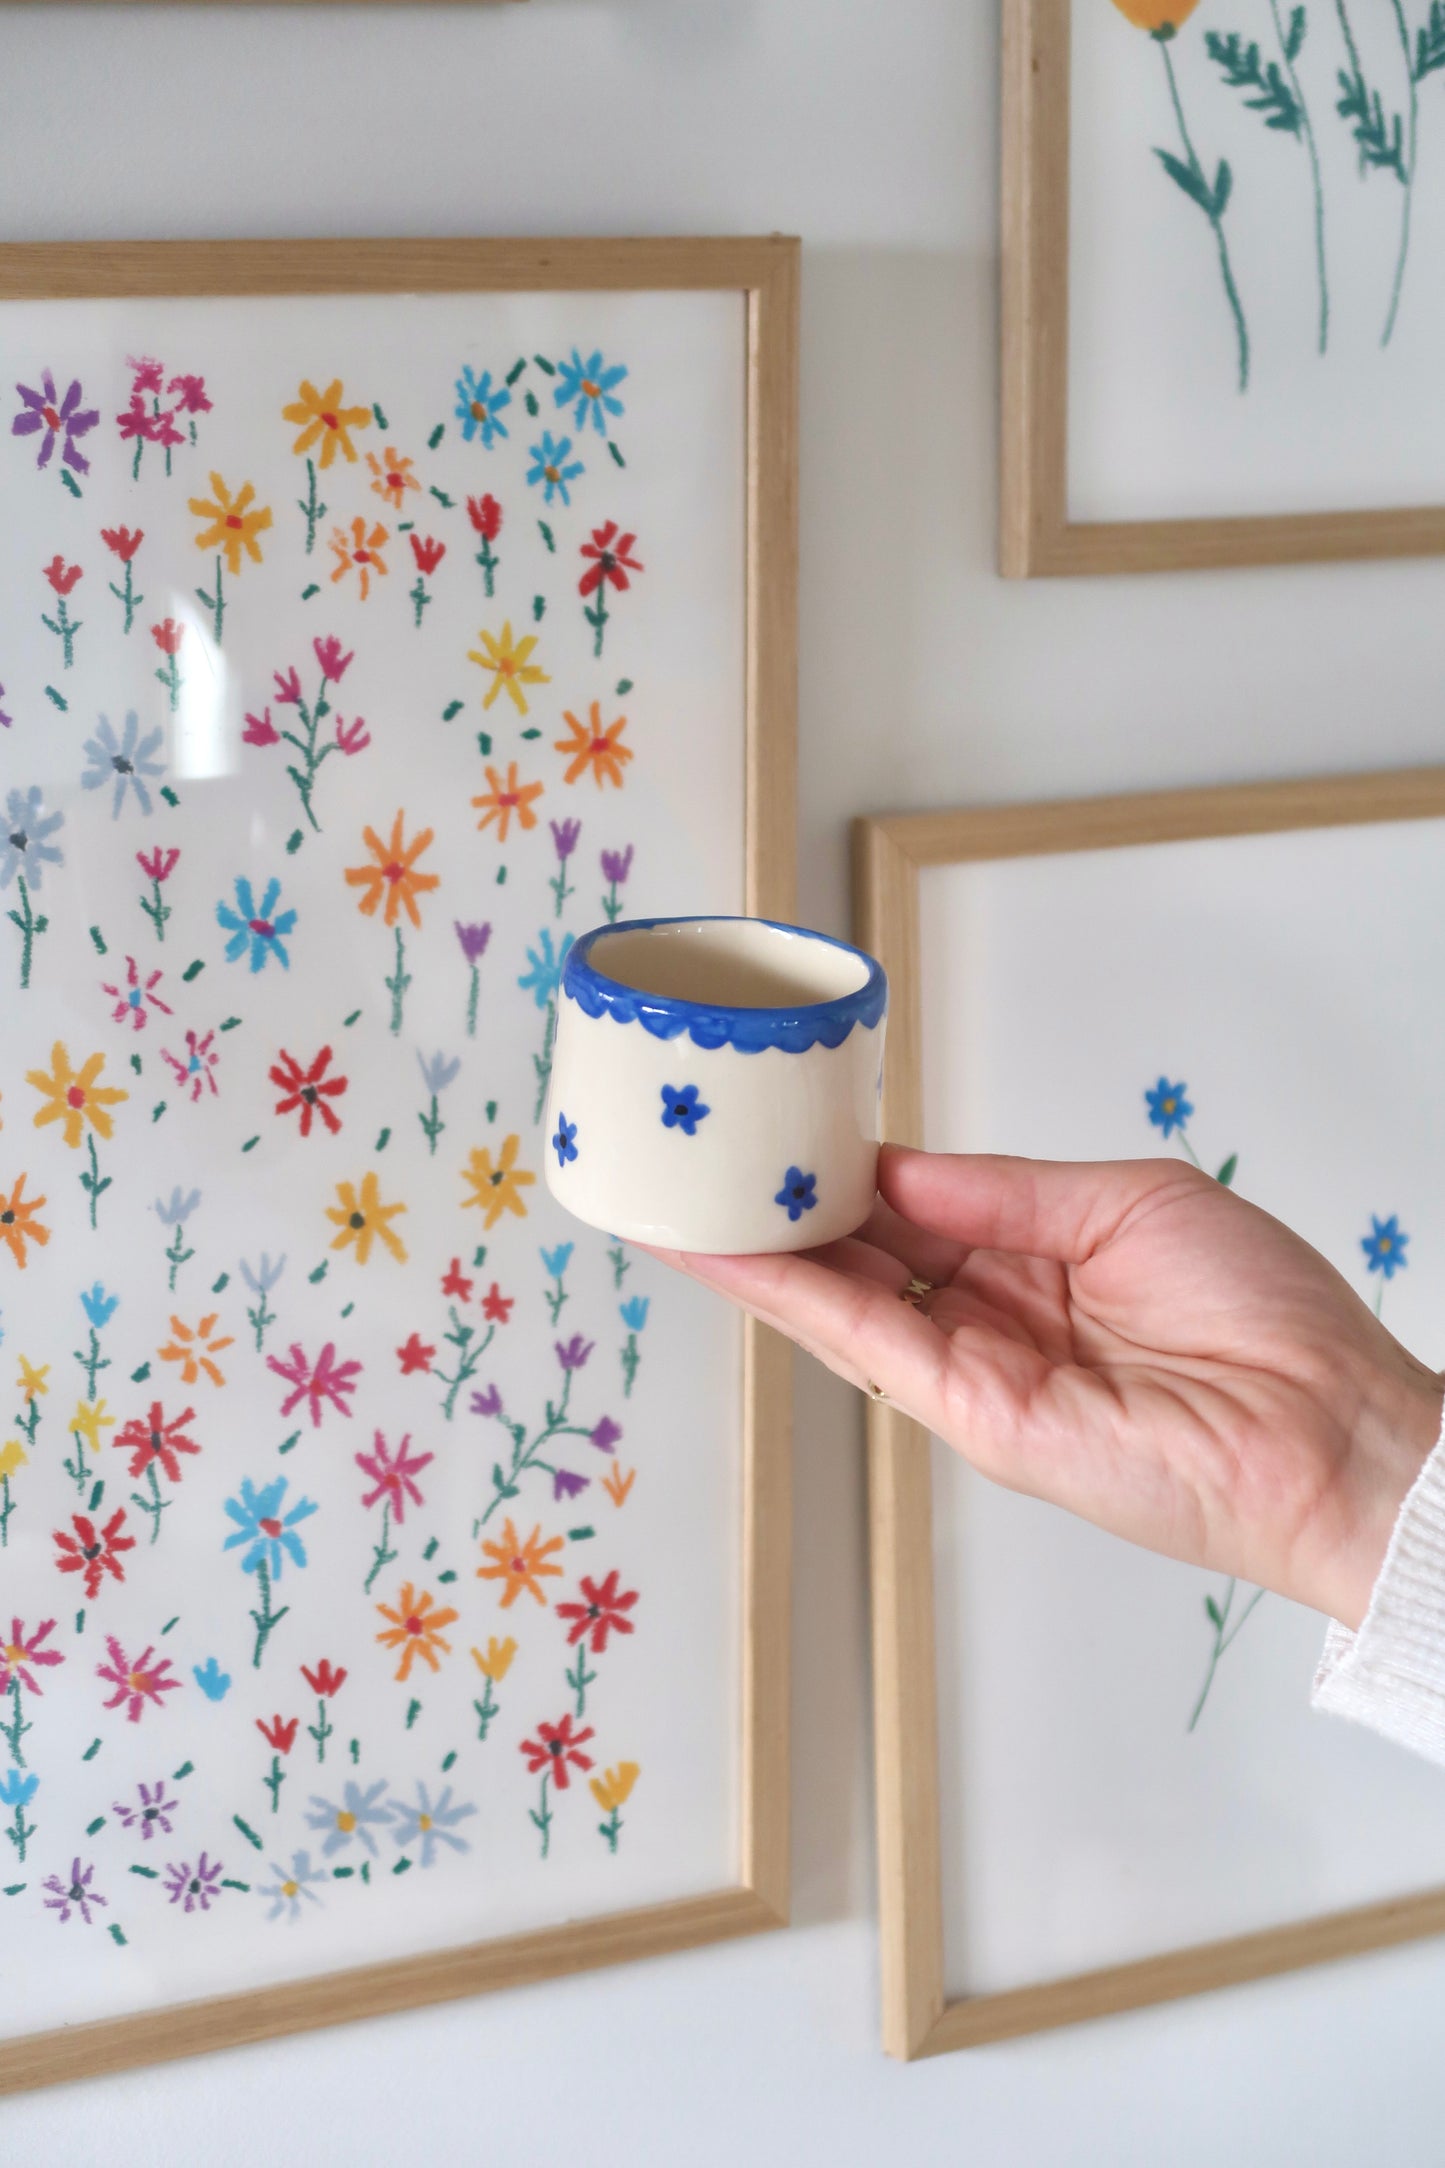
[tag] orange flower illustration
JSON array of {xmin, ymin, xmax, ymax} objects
[
  {"xmin": 282, "ymin": 378, "xmax": 373, "ymax": 468},
  {"xmin": 330, "ymin": 516, "xmax": 390, "ymax": 601},
  {"xmin": 461, "ymin": 1135, "xmax": 535, "ymax": 1228},
  {"xmin": 1109, "ymin": 0, "xmax": 1198, "ymax": 24},
  {"xmin": 28, "ymin": 1043, "xmax": 127, "ymax": 1148},
  {"xmin": 159, "ymin": 1313, "xmax": 234, "ymax": 1388},
  {"xmin": 477, "ymin": 1518, "xmax": 565, "ymax": 1609},
  {"xmin": 600, "ymin": 1462, "xmax": 636, "ymax": 1508},
  {"xmin": 365, "ymin": 449, "xmax": 421, "ymax": 510},
  {"xmin": 555, "ymin": 703, "xmax": 633, "ymax": 789},
  {"xmin": 189, "ymin": 473, "xmax": 273, "ymax": 576},
  {"xmin": 0, "ymin": 1174, "xmax": 49, "ymax": 1269},
  {"xmin": 375, "ymin": 1581, "xmax": 459, "ymax": 1681},
  {"xmin": 344, "ymin": 813, "xmax": 440, "ymax": 930},
  {"xmin": 471, "ymin": 762, "xmax": 545, "ymax": 843}
]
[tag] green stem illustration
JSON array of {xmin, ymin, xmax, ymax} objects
[
  {"xmin": 165, "ymin": 1221, "xmax": 194, "ymax": 1293},
  {"xmin": 621, "ymin": 1334, "xmax": 642, "ymax": 1399},
  {"xmin": 63, "ymin": 1431, "xmax": 90, "ymax": 1496},
  {"xmin": 8, "ymin": 874, "xmax": 48, "ymax": 991},
  {"xmin": 386, "ymin": 926, "xmax": 410, "ymax": 1037},
  {"xmin": 602, "ymin": 877, "xmax": 625, "ymax": 924},
  {"xmin": 80, "ymin": 1133, "xmax": 110, "ymax": 1229},
  {"xmin": 263, "ymin": 1754, "xmax": 286, "ymax": 1813},
  {"xmin": 476, "ymin": 1370, "xmax": 595, "ymax": 1527},
  {"xmin": 1383, "ymin": 0, "xmax": 1419, "ymax": 343},
  {"xmin": 566, "ymin": 1641, "xmax": 597, "ymax": 1720},
  {"xmin": 529, "ymin": 1772, "xmax": 553, "ymax": 1859},
  {"xmin": 607, "ymin": 1243, "xmax": 631, "ymax": 1291},
  {"xmin": 196, "ymin": 554, "xmax": 225, "ymax": 646},
  {"xmin": 434, "ymin": 1311, "xmax": 495, "ymax": 1422},
  {"xmin": 278, "ymin": 659, "xmax": 338, "ymax": 833},
  {"xmin": 131, "ymin": 1461, "xmax": 169, "ymax": 1545},
  {"xmin": 465, "ymin": 961, "xmax": 482, "ymax": 1039},
  {"xmin": 3, "ymin": 1678, "xmax": 31, "ymax": 1767},
  {"xmin": 0, "ymin": 1475, "xmax": 12, "ymax": 1549},
  {"xmin": 598, "ymin": 1806, "xmax": 623, "ymax": 1853},
  {"xmin": 109, "ymin": 559, "xmax": 141, "ymax": 634},
  {"xmin": 250, "ymin": 1557, "xmax": 288, "ymax": 1669},
  {"xmin": 154, "ymin": 647, "xmax": 182, "ymax": 715},
  {"xmin": 417, "ymin": 1095, "xmax": 444, "ymax": 1156},
  {"xmin": 363, "ymin": 1501, "xmax": 398, "ymax": 1595},
  {"xmin": 308, "ymin": 1698, "xmax": 333, "ymax": 1763},
  {"xmin": 474, "ymin": 1677, "xmax": 499, "ymax": 1742},
  {"xmin": 1275, "ymin": 0, "xmax": 1330, "ymax": 349},
  {"xmin": 41, "ymin": 598, "xmax": 80, "ymax": 669},
  {"xmin": 298, "ymin": 457, "xmax": 326, "ymax": 554},
  {"xmin": 1188, "ymin": 1577, "xmax": 1266, "ymax": 1730},
  {"xmin": 247, "ymin": 1288, "xmax": 276, "ymax": 1353},
  {"xmin": 140, "ymin": 875, "xmax": 170, "ymax": 942},
  {"xmin": 4, "ymin": 1796, "xmax": 35, "ymax": 1863},
  {"xmin": 1155, "ymin": 29, "xmax": 1251, "ymax": 391}
]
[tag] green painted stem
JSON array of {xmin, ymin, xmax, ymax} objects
[
  {"xmin": 1159, "ymin": 37, "xmax": 1250, "ymax": 390},
  {"xmin": 1383, "ymin": 0, "xmax": 1418, "ymax": 344},
  {"xmin": 1268, "ymin": 0, "xmax": 1328, "ymax": 351}
]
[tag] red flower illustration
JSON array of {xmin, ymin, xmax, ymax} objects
[
  {"xmin": 578, "ymin": 521, "xmax": 642, "ymax": 597},
  {"xmin": 481, "ymin": 1283, "xmax": 514, "ymax": 1324},
  {"xmin": 313, "ymin": 635, "xmax": 354, "ymax": 683},
  {"xmin": 270, "ymin": 1045, "xmax": 348, "ymax": 1138},
  {"xmin": 518, "ymin": 1712, "xmax": 595, "ymax": 1790},
  {"xmin": 266, "ymin": 1340, "xmax": 361, "ymax": 1427},
  {"xmin": 409, "ymin": 534, "xmax": 446, "ymax": 575},
  {"xmin": 355, "ymin": 1431, "xmax": 434, "ymax": 1522},
  {"xmin": 273, "ymin": 665, "xmax": 303, "ymax": 705},
  {"xmin": 101, "ymin": 954, "xmax": 171, "ymax": 1031},
  {"xmin": 162, "ymin": 1027, "xmax": 220, "ymax": 1103},
  {"xmin": 113, "ymin": 1402, "xmax": 200, "ymax": 1484},
  {"xmin": 150, "ymin": 617, "xmax": 184, "ymax": 657},
  {"xmin": 137, "ymin": 846, "xmax": 179, "ymax": 886},
  {"xmin": 42, "ymin": 554, "xmax": 83, "ymax": 597},
  {"xmin": 396, "ymin": 1333, "xmax": 435, "ymax": 1376},
  {"xmin": 334, "ymin": 715, "xmax": 370, "ymax": 756},
  {"xmin": 301, "ymin": 1659, "xmax": 347, "ymax": 1698},
  {"xmin": 467, "ymin": 493, "xmax": 502, "ymax": 541},
  {"xmin": 0, "ymin": 1617, "xmax": 64, "ymax": 1695},
  {"xmin": 244, "ymin": 708, "xmax": 280, "ymax": 747},
  {"xmin": 256, "ymin": 1714, "xmax": 299, "ymax": 1754},
  {"xmin": 100, "ymin": 525, "xmax": 144, "ymax": 563},
  {"xmin": 555, "ymin": 1569, "xmax": 640, "ymax": 1655},
  {"xmin": 96, "ymin": 1636, "xmax": 181, "ymax": 1723},
  {"xmin": 441, "ymin": 1258, "xmax": 473, "ymax": 1302},
  {"xmin": 54, "ymin": 1509, "xmax": 135, "ymax": 1599}
]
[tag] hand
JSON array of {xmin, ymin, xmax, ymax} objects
[{"xmin": 653, "ymin": 1146, "xmax": 1444, "ymax": 1629}]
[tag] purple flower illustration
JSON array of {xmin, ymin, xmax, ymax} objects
[
  {"xmin": 113, "ymin": 1778, "xmax": 180, "ymax": 1839},
  {"xmin": 591, "ymin": 1415, "xmax": 622, "ymax": 1454},
  {"xmin": 471, "ymin": 1384, "xmax": 503, "ymax": 1418},
  {"xmin": 456, "ymin": 920, "xmax": 492, "ymax": 1038},
  {"xmin": 550, "ymin": 818, "xmax": 581, "ymax": 860},
  {"xmin": 554, "ymin": 1468, "xmax": 590, "ymax": 1501},
  {"xmin": 43, "ymin": 1857, "xmax": 106, "ymax": 1924},
  {"xmin": 556, "ymin": 1334, "xmax": 594, "ymax": 1372},
  {"xmin": 13, "ymin": 370, "xmax": 100, "ymax": 474},
  {"xmin": 601, "ymin": 843, "xmax": 634, "ymax": 923},
  {"xmin": 164, "ymin": 1851, "xmax": 225, "ymax": 1911},
  {"xmin": 0, "ymin": 685, "xmax": 10, "ymax": 730}
]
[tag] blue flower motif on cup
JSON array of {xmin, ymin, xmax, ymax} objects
[
  {"xmin": 660, "ymin": 1083, "xmax": 710, "ymax": 1136},
  {"xmin": 775, "ymin": 1167, "xmax": 818, "ymax": 1223},
  {"xmin": 1144, "ymin": 1077, "xmax": 1193, "ymax": 1139},
  {"xmin": 1362, "ymin": 1214, "xmax": 1409, "ymax": 1279},
  {"xmin": 552, "ymin": 1113, "xmax": 579, "ymax": 1168}
]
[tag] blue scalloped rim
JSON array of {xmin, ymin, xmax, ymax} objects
[{"xmin": 562, "ymin": 916, "xmax": 888, "ymax": 1053}]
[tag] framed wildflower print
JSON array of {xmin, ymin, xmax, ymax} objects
[
  {"xmin": 856, "ymin": 764, "xmax": 1445, "ymax": 2056},
  {"xmin": 1001, "ymin": 0, "xmax": 1445, "ymax": 573},
  {"xmin": 0, "ymin": 234, "xmax": 797, "ymax": 2093}
]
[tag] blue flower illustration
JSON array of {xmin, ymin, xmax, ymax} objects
[
  {"xmin": 540, "ymin": 1242, "xmax": 574, "ymax": 1278},
  {"xmin": 554, "ymin": 348, "xmax": 629, "ymax": 435},
  {"xmin": 775, "ymin": 1167, "xmax": 818, "ymax": 1222},
  {"xmin": 154, "ymin": 1187, "xmax": 200, "ymax": 1228},
  {"xmin": 526, "ymin": 430, "xmax": 585, "ymax": 507},
  {"xmin": 79, "ymin": 1282, "xmax": 119, "ymax": 1329},
  {"xmin": 222, "ymin": 1475, "xmax": 318, "ymax": 1577},
  {"xmin": 1145, "ymin": 1078, "xmax": 1193, "ymax": 1139},
  {"xmin": 517, "ymin": 927, "xmax": 574, "ymax": 1009},
  {"xmin": 260, "ymin": 1848, "xmax": 327, "ymax": 1922},
  {"xmin": 306, "ymin": 1779, "xmax": 392, "ymax": 1858},
  {"xmin": 0, "ymin": 787, "xmax": 64, "ymax": 889},
  {"xmin": 1362, "ymin": 1214, "xmax": 1410, "ymax": 1279},
  {"xmin": 0, "ymin": 1769, "xmax": 38, "ymax": 1808},
  {"xmin": 217, "ymin": 875, "xmax": 297, "ymax": 973},
  {"xmin": 619, "ymin": 1296, "xmax": 650, "ymax": 1333},
  {"xmin": 239, "ymin": 1252, "xmax": 286, "ymax": 1297},
  {"xmin": 454, "ymin": 366, "xmax": 512, "ymax": 448},
  {"xmin": 552, "ymin": 1113, "xmax": 578, "ymax": 1167},
  {"xmin": 417, "ymin": 1050, "xmax": 461, "ymax": 1097},
  {"xmin": 388, "ymin": 1782, "xmax": 476, "ymax": 1868},
  {"xmin": 81, "ymin": 710, "xmax": 165, "ymax": 818},
  {"xmin": 192, "ymin": 1657, "xmax": 232, "ymax": 1701},
  {"xmin": 661, "ymin": 1083, "xmax": 710, "ymax": 1136}
]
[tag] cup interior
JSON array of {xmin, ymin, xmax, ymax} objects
[{"xmin": 590, "ymin": 919, "xmax": 870, "ymax": 1010}]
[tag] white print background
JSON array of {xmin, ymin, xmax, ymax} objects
[
  {"xmin": 0, "ymin": 289, "xmax": 745, "ymax": 2038},
  {"xmin": 922, "ymin": 820, "xmax": 1445, "ymax": 1997},
  {"xmin": 1069, "ymin": 0, "xmax": 1445, "ymax": 519}
]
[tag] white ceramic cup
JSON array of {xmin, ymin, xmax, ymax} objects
[{"xmin": 542, "ymin": 915, "xmax": 888, "ymax": 1253}]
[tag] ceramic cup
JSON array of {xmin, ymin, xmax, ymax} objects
[{"xmin": 542, "ymin": 915, "xmax": 888, "ymax": 1253}]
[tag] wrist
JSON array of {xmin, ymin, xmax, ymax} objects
[{"xmin": 1324, "ymin": 1360, "xmax": 1444, "ymax": 1631}]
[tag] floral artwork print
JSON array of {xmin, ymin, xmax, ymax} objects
[{"xmin": 0, "ymin": 292, "xmax": 746, "ymax": 2043}]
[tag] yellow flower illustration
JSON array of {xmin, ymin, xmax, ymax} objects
[
  {"xmin": 28, "ymin": 1043, "xmax": 127, "ymax": 1149},
  {"xmin": 1109, "ymin": 0, "xmax": 1199, "ymax": 25},
  {"xmin": 467, "ymin": 622, "xmax": 550, "ymax": 717},
  {"xmin": 470, "ymin": 1636, "xmax": 518, "ymax": 1683},
  {"xmin": 282, "ymin": 378, "xmax": 373, "ymax": 467},
  {"xmin": 555, "ymin": 702, "xmax": 633, "ymax": 790},
  {"xmin": 590, "ymin": 1762, "xmax": 640, "ymax": 1814},
  {"xmin": 69, "ymin": 1398, "xmax": 115, "ymax": 1455},
  {"xmin": 189, "ymin": 473, "xmax": 273, "ymax": 575},
  {"xmin": 329, "ymin": 516, "xmax": 390, "ymax": 601},
  {"xmin": 326, "ymin": 1171, "xmax": 408, "ymax": 1266},
  {"xmin": 477, "ymin": 1519, "xmax": 565, "ymax": 1608},
  {"xmin": 366, "ymin": 449, "xmax": 421, "ymax": 510},
  {"xmin": 461, "ymin": 1135, "xmax": 535, "ymax": 1228},
  {"xmin": 159, "ymin": 1313, "xmax": 234, "ymax": 1388},
  {"xmin": 375, "ymin": 1582, "xmax": 459, "ymax": 1681},
  {"xmin": 16, "ymin": 1357, "xmax": 48, "ymax": 1400},
  {"xmin": 0, "ymin": 1440, "xmax": 27, "ymax": 1480}
]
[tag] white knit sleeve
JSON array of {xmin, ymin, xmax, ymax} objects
[{"xmin": 1312, "ymin": 1405, "xmax": 1445, "ymax": 1766}]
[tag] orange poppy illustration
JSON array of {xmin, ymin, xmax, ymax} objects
[
  {"xmin": 329, "ymin": 516, "xmax": 390, "ymax": 601},
  {"xmin": 158, "ymin": 1313, "xmax": 234, "ymax": 1389},
  {"xmin": 471, "ymin": 762, "xmax": 545, "ymax": 842},
  {"xmin": 365, "ymin": 449, "xmax": 421, "ymax": 510},
  {"xmin": 0, "ymin": 1174, "xmax": 49, "ymax": 1269},
  {"xmin": 375, "ymin": 1581, "xmax": 459, "ymax": 1681},
  {"xmin": 344, "ymin": 814, "xmax": 440, "ymax": 931},
  {"xmin": 555, "ymin": 703, "xmax": 633, "ymax": 789},
  {"xmin": 477, "ymin": 1518, "xmax": 565, "ymax": 1608}
]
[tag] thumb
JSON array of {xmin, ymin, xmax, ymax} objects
[{"xmin": 877, "ymin": 1144, "xmax": 1188, "ymax": 1264}]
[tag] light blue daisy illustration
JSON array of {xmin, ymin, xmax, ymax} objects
[
  {"xmin": 553, "ymin": 347, "xmax": 628, "ymax": 435},
  {"xmin": 388, "ymin": 1782, "xmax": 476, "ymax": 1868},
  {"xmin": 217, "ymin": 875, "xmax": 297, "ymax": 972},
  {"xmin": 454, "ymin": 366, "xmax": 511, "ymax": 448},
  {"xmin": 526, "ymin": 430, "xmax": 585, "ymax": 507},
  {"xmin": 81, "ymin": 710, "xmax": 165, "ymax": 817}
]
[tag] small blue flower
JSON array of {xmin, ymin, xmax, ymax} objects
[
  {"xmin": 192, "ymin": 1657, "xmax": 232, "ymax": 1701},
  {"xmin": 552, "ymin": 1113, "xmax": 578, "ymax": 1168},
  {"xmin": 0, "ymin": 1768, "xmax": 38, "ymax": 1808},
  {"xmin": 517, "ymin": 927, "xmax": 574, "ymax": 1010},
  {"xmin": 217, "ymin": 875, "xmax": 297, "ymax": 973},
  {"xmin": 222, "ymin": 1475, "xmax": 318, "ymax": 1578},
  {"xmin": 454, "ymin": 366, "xmax": 511, "ymax": 448},
  {"xmin": 540, "ymin": 1242, "xmax": 575, "ymax": 1278},
  {"xmin": 154, "ymin": 1187, "xmax": 200, "ymax": 1228},
  {"xmin": 239, "ymin": 1252, "xmax": 286, "ymax": 1296},
  {"xmin": 554, "ymin": 348, "xmax": 629, "ymax": 435},
  {"xmin": 526, "ymin": 430, "xmax": 585, "ymax": 507},
  {"xmin": 619, "ymin": 1296, "xmax": 650, "ymax": 1332},
  {"xmin": 81, "ymin": 710, "xmax": 165, "ymax": 818},
  {"xmin": 775, "ymin": 1167, "xmax": 818, "ymax": 1222},
  {"xmin": 1362, "ymin": 1215, "xmax": 1410, "ymax": 1279},
  {"xmin": 417, "ymin": 1050, "xmax": 461, "ymax": 1097},
  {"xmin": 661, "ymin": 1083, "xmax": 710, "ymax": 1136},
  {"xmin": 0, "ymin": 786, "xmax": 64, "ymax": 889},
  {"xmin": 260, "ymin": 1847, "xmax": 326, "ymax": 1922},
  {"xmin": 306, "ymin": 1779, "xmax": 392, "ymax": 1858},
  {"xmin": 79, "ymin": 1282, "xmax": 119, "ymax": 1329},
  {"xmin": 388, "ymin": 1782, "xmax": 476, "ymax": 1868},
  {"xmin": 1145, "ymin": 1078, "xmax": 1193, "ymax": 1139}
]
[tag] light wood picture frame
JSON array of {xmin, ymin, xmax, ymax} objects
[
  {"xmin": 0, "ymin": 235, "xmax": 797, "ymax": 2095},
  {"xmin": 856, "ymin": 765, "xmax": 1445, "ymax": 2057},
  {"xmin": 1001, "ymin": 0, "xmax": 1445, "ymax": 576}
]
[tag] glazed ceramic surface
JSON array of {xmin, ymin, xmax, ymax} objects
[{"xmin": 544, "ymin": 917, "xmax": 887, "ymax": 1252}]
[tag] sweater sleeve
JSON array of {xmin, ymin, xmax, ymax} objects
[{"xmin": 1312, "ymin": 1404, "xmax": 1445, "ymax": 1766}]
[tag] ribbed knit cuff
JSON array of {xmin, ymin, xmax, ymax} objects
[{"xmin": 1312, "ymin": 1403, "xmax": 1445, "ymax": 1766}]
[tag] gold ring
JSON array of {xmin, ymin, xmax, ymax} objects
[
  {"xmin": 866, "ymin": 1380, "xmax": 888, "ymax": 1402},
  {"xmin": 900, "ymin": 1276, "xmax": 935, "ymax": 1309}
]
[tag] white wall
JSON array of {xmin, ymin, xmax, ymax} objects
[{"xmin": 6, "ymin": 2, "xmax": 1445, "ymax": 2160}]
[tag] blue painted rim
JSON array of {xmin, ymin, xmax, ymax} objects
[{"xmin": 562, "ymin": 915, "xmax": 888, "ymax": 1053}]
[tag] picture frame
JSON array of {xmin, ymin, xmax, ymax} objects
[
  {"xmin": 0, "ymin": 233, "xmax": 797, "ymax": 2094},
  {"xmin": 855, "ymin": 764, "xmax": 1445, "ymax": 2056},
  {"xmin": 1000, "ymin": 0, "xmax": 1445, "ymax": 576}
]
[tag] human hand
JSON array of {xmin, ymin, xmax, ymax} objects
[{"xmin": 653, "ymin": 1146, "xmax": 1444, "ymax": 1629}]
